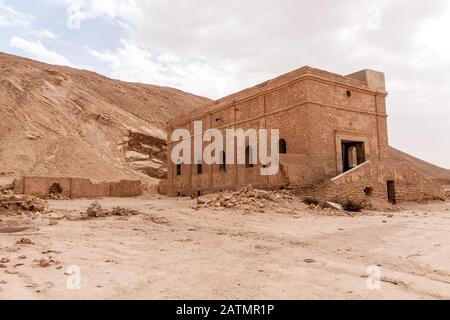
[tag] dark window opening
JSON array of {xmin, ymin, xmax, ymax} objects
[
  {"xmin": 219, "ymin": 151, "xmax": 227, "ymax": 172},
  {"xmin": 387, "ymin": 180, "xmax": 397, "ymax": 204},
  {"xmin": 347, "ymin": 90, "xmax": 352, "ymax": 98},
  {"xmin": 279, "ymin": 139, "xmax": 287, "ymax": 154},
  {"xmin": 245, "ymin": 146, "xmax": 254, "ymax": 168},
  {"xmin": 196, "ymin": 161, "xmax": 203, "ymax": 175},
  {"xmin": 364, "ymin": 187, "xmax": 374, "ymax": 196},
  {"xmin": 176, "ymin": 164, "xmax": 182, "ymax": 176},
  {"xmin": 342, "ymin": 141, "xmax": 366, "ymax": 172},
  {"xmin": 49, "ymin": 183, "xmax": 63, "ymax": 195}
]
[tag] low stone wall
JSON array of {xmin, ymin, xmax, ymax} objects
[
  {"xmin": 306, "ymin": 161, "xmax": 446, "ymax": 203},
  {"xmin": 13, "ymin": 177, "xmax": 142, "ymax": 199}
]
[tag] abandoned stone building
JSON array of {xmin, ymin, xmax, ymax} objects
[{"xmin": 166, "ymin": 66, "xmax": 445, "ymax": 203}]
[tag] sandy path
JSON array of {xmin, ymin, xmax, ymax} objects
[{"xmin": 1, "ymin": 197, "xmax": 449, "ymax": 300}]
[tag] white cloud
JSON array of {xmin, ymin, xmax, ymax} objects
[
  {"xmin": 57, "ymin": 0, "xmax": 140, "ymax": 30},
  {"xmin": 89, "ymin": 40, "xmax": 240, "ymax": 98},
  {"xmin": 0, "ymin": 0, "xmax": 33, "ymax": 27},
  {"xmin": 28, "ymin": 29, "xmax": 58, "ymax": 40},
  {"xmin": 9, "ymin": 36, "xmax": 73, "ymax": 67}
]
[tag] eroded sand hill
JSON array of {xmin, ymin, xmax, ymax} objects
[{"xmin": 0, "ymin": 52, "xmax": 210, "ymax": 183}]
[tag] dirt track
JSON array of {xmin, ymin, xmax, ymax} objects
[{"xmin": 1, "ymin": 196, "xmax": 450, "ymax": 300}]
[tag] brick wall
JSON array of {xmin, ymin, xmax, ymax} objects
[
  {"xmin": 166, "ymin": 66, "xmax": 388, "ymax": 197},
  {"xmin": 13, "ymin": 177, "xmax": 142, "ymax": 198},
  {"xmin": 307, "ymin": 161, "xmax": 446, "ymax": 203}
]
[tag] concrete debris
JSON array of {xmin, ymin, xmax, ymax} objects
[
  {"xmin": 85, "ymin": 201, "xmax": 141, "ymax": 218},
  {"xmin": 193, "ymin": 186, "xmax": 294, "ymax": 212},
  {"xmin": 325, "ymin": 202, "xmax": 344, "ymax": 211}
]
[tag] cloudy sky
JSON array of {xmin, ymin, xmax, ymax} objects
[{"xmin": 1, "ymin": 0, "xmax": 449, "ymax": 168}]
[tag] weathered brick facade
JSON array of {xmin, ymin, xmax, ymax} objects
[{"xmin": 166, "ymin": 66, "xmax": 445, "ymax": 203}]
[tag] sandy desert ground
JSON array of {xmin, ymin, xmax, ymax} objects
[{"xmin": 1, "ymin": 195, "xmax": 450, "ymax": 300}]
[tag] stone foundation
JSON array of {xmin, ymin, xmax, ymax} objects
[{"xmin": 301, "ymin": 161, "xmax": 446, "ymax": 203}]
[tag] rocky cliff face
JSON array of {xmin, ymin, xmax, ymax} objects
[{"xmin": 0, "ymin": 52, "xmax": 210, "ymax": 184}]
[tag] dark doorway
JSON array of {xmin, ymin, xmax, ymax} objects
[
  {"xmin": 196, "ymin": 162, "xmax": 203, "ymax": 175},
  {"xmin": 342, "ymin": 141, "xmax": 366, "ymax": 172},
  {"xmin": 279, "ymin": 139, "xmax": 287, "ymax": 154},
  {"xmin": 219, "ymin": 151, "xmax": 227, "ymax": 172},
  {"xmin": 387, "ymin": 180, "xmax": 397, "ymax": 204}
]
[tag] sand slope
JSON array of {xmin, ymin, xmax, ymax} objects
[
  {"xmin": 389, "ymin": 147, "xmax": 450, "ymax": 185},
  {"xmin": 0, "ymin": 52, "xmax": 210, "ymax": 182}
]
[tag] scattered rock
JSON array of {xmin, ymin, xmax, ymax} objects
[
  {"xmin": 41, "ymin": 250, "xmax": 61, "ymax": 255},
  {"xmin": 44, "ymin": 193, "xmax": 69, "ymax": 200},
  {"xmin": 4, "ymin": 270, "xmax": 18, "ymax": 275},
  {"xmin": 84, "ymin": 201, "xmax": 141, "ymax": 218},
  {"xmin": 110, "ymin": 207, "xmax": 140, "ymax": 217},
  {"xmin": 38, "ymin": 258, "xmax": 51, "ymax": 268},
  {"xmin": 304, "ymin": 259, "xmax": 316, "ymax": 264},
  {"xmin": 16, "ymin": 238, "xmax": 33, "ymax": 245},
  {"xmin": 86, "ymin": 201, "xmax": 107, "ymax": 218},
  {"xmin": 35, "ymin": 257, "xmax": 60, "ymax": 268},
  {"xmin": 195, "ymin": 186, "xmax": 294, "ymax": 213},
  {"xmin": 18, "ymin": 255, "xmax": 27, "ymax": 260},
  {"xmin": 146, "ymin": 215, "xmax": 170, "ymax": 225},
  {"xmin": 49, "ymin": 219, "xmax": 59, "ymax": 226},
  {"xmin": 0, "ymin": 258, "xmax": 10, "ymax": 264}
]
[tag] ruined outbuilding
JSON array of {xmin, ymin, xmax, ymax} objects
[{"xmin": 166, "ymin": 66, "xmax": 446, "ymax": 203}]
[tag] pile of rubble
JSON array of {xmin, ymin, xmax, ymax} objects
[
  {"xmin": 0, "ymin": 190, "xmax": 47, "ymax": 213},
  {"xmin": 84, "ymin": 201, "xmax": 141, "ymax": 218},
  {"xmin": 194, "ymin": 186, "xmax": 294, "ymax": 213},
  {"xmin": 44, "ymin": 193, "xmax": 70, "ymax": 200}
]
